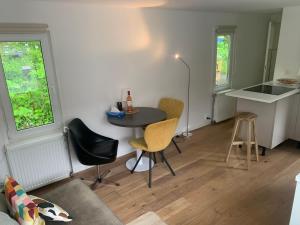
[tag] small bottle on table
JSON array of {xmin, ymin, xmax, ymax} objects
[{"xmin": 126, "ymin": 91, "xmax": 133, "ymax": 113}]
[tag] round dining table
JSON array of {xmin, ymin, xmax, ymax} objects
[{"xmin": 108, "ymin": 107, "xmax": 166, "ymax": 172}]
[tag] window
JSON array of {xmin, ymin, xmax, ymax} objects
[
  {"xmin": 0, "ymin": 32, "xmax": 61, "ymax": 139},
  {"xmin": 0, "ymin": 41, "xmax": 54, "ymax": 131},
  {"xmin": 214, "ymin": 26, "xmax": 236, "ymax": 91}
]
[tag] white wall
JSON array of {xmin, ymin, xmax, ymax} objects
[
  {"xmin": 273, "ymin": 6, "xmax": 300, "ymax": 146},
  {"xmin": 274, "ymin": 6, "xmax": 300, "ymax": 78},
  {"xmin": 0, "ymin": 0, "xmax": 269, "ymax": 179}
]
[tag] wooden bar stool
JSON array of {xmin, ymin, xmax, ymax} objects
[{"xmin": 226, "ymin": 112, "xmax": 259, "ymax": 169}]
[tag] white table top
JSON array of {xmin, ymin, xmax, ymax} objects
[{"xmin": 226, "ymin": 82, "xmax": 300, "ymax": 103}]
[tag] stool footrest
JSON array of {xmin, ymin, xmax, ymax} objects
[{"xmin": 232, "ymin": 141, "xmax": 256, "ymax": 145}]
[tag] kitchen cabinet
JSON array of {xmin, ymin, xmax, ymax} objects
[
  {"xmin": 226, "ymin": 83, "xmax": 299, "ymax": 150},
  {"xmin": 288, "ymin": 93, "xmax": 300, "ymax": 141},
  {"xmin": 237, "ymin": 96, "xmax": 293, "ymax": 149}
]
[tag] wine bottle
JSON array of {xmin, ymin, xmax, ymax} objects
[{"xmin": 126, "ymin": 91, "xmax": 133, "ymax": 113}]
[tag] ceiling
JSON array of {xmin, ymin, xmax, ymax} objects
[
  {"xmin": 163, "ymin": 0, "xmax": 300, "ymax": 12},
  {"xmin": 33, "ymin": 0, "xmax": 300, "ymax": 12}
]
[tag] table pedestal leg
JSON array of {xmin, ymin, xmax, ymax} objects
[{"xmin": 126, "ymin": 128, "xmax": 154, "ymax": 172}]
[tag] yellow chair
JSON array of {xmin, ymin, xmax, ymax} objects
[
  {"xmin": 159, "ymin": 98, "xmax": 184, "ymax": 153},
  {"xmin": 129, "ymin": 118, "xmax": 178, "ymax": 188}
]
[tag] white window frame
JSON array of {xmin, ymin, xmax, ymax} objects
[
  {"xmin": 213, "ymin": 26, "xmax": 236, "ymax": 92},
  {"xmin": 0, "ymin": 32, "xmax": 62, "ymax": 140}
]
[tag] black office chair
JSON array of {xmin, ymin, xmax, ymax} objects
[{"xmin": 68, "ymin": 118, "xmax": 119, "ymax": 189}]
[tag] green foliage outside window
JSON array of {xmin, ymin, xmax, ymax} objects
[
  {"xmin": 216, "ymin": 35, "xmax": 231, "ymax": 87},
  {"xmin": 0, "ymin": 41, "xmax": 54, "ymax": 131}
]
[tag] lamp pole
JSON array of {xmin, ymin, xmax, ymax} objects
[{"xmin": 175, "ymin": 54, "xmax": 192, "ymax": 137}]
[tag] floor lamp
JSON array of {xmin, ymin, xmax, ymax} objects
[{"xmin": 175, "ymin": 53, "xmax": 192, "ymax": 137}]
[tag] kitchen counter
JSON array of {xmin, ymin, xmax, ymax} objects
[
  {"xmin": 225, "ymin": 82, "xmax": 299, "ymax": 152},
  {"xmin": 226, "ymin": 82, "xmax": 299, "ymax": 103}
]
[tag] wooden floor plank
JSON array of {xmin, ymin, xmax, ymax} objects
[{"xmin": 33, "ymin": 120, "xmax": 300, "ymax": 225}]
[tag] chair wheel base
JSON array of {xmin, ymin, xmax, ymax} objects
[
  {"xmin": 88, "ymin": 178, "xmax": 120, "ymax": 190},
  {"xmin": 81, "ymin": 167, "xmax": 120, "ymax": 189}
]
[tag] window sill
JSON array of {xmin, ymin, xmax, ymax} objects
[{"xmin": 214, "ymin": 88, "xmax": 234, "ymax": 95}]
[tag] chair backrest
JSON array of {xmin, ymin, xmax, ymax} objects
[
  {"xmin": 68, "ymin": 118, "xmax": 92, "ymax": 145},
  {"xmin": 159, "ymin": 98, "xmax": 184, "ymax": 120},
  {"xmin": 144, "ymin": 118, "xmax": 178, "ymax": 152},
  {"xmin": 68, "ymin": 118, "xmax": 118, "ymax": 166}
]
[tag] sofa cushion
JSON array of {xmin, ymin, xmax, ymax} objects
[
  {"xmin": 4, "ymin": 176, "xmax": 45, "ymax": 225},
  {"xmin": 29, "ymin": 195, "xmax": 72, "ymax": 222},
  {"xmin": 41, "ymin": 179, "xmax": 123, "ymax": 225},
  {"xmin": 0, "ymin": 193, "xmax": 8, "ymax": 213},
  {"xmin": 0, "ymin": 212, "xmax": 19, "ymax": 225}
]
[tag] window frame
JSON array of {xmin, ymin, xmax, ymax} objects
[
  {"xmin": 0, "ymin": 32, "xmax": 62, "ymax": 140},
  {"xmin": 213, "ymin": 26, "xmax": 236, "ymax": 92}
]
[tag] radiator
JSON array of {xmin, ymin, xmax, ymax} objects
[
  {"xmin": 5, "ymin": 133, "xmax": 71, "ymax": 191},
  {"xmin": 212, "ymin": 89, "xmax": 236, "ymax": 123}
]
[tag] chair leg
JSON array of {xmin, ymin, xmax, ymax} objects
[
  {"xmin": 149, "ymin": 153, "xmax": 152, "ymax": 188},
  {"xmin": 102, "ymin": 179, "xmax": 120, "ymax": 186},
  {"xmin": 97, "ymin": 165, "xmax": 104, "ymax": 180},
  {"xmin": 131, "ymin": 151, "xmax": 144, "ymax": 174},
  {"xmin": 172, "ymin": 138, "xmax": 182, "ymax": 154},
  {"xmin": 153, "ymin": 152, "xmax": 157, "ymax": 164},
  {"xmin": 90, "ymin": 166, "xmax": 102, "ymax": 190},
  {"xmin": 160, "ymin": 151, "xmax": 176, "ymax": 176},
  {"xmin": 160, "ymin": 152, "xmax": 165, "ymax": 163}
]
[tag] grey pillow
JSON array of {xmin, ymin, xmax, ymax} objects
[
  {"xmin": 0, "ymin": 212, "xmax": 19, "ymax": 225},
  {"xmin": 0, "ymin": 193, "xmax": 8, "ymax": 213}
]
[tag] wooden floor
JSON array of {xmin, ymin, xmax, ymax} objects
[{"xmin": 36, "ymin": 120, "xmax": 300, "ymax": 225}]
